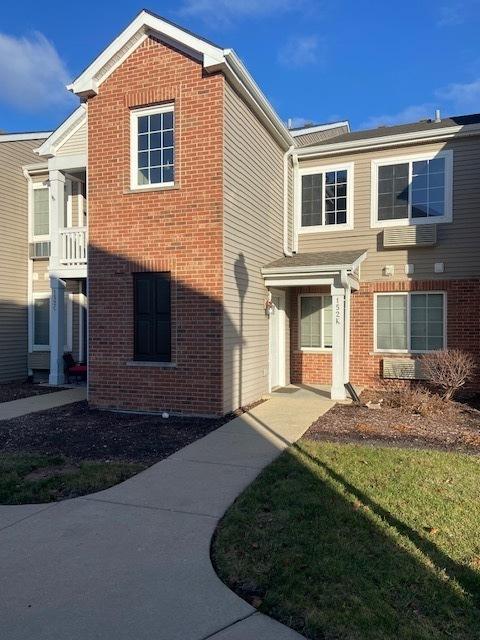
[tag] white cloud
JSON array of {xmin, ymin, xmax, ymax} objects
[
  {"xmin": 359, "ymin": 103, "xmax": 436, "ymax": 130},
  {"xmin": 180, "ymin": 0, "xmax": 300, "ymax": 24},
  {"xmin": 278, "ymin": 35, "xmax": 322, "ymax": 69},
  {"xmin": 0, "ymin": 31, "xmax": 72, "ymax": 111},
  {"xmin": 436, "ymin": 78, "xmax": 480, "ymax": 112},
  {"xmin": 437, "ymin": 3, "xmax": 465, "ymax": 26}
]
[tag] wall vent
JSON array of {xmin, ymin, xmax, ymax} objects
[
  {"xmin": 383, "ymin": 225, "xmax": 437, "ymax": 248},
  {"xmin": 382, "ymin": 357, "xmax": 428, "ymax": 380},
  {"xmin": 29, "ymin": 241, "xmax": 51, "ymax": 259}
]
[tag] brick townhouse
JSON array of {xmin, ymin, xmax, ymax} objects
[{"xmin": 2, "ymin": 9, "xmax": 479, "ymax": 415}]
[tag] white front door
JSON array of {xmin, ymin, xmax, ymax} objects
[{"xmin": 269, "ymin": 289, "xmax": 285, "ymax": 390}]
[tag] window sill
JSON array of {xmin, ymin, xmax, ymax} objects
[
  {"xmin": 126, "ymin": 360, "xmax": 177, "ymax": 368},
  {"xmin": 371, "ymin": 216, "xmax": 451, "ymax": 229},
  {"xmin": 370, "ymin": 351, "xmax": 437, "ymax": 356},
  {"xmin": 125, "ymin": 184, "xmax": 179, "ymax": 195},
  {"xmin": 296, "ymin": 348, "xmax": 332, "ymax": 354},
  {"xmin": 298, "ymin": 224, "xmax": 353, "ymax": 235}
]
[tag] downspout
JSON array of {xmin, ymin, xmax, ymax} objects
[
  {"xmin": 340, "ymin": 269, "xmax": 351, "ymax": 387},
  {"xmin": 291, "ymin": 151, "xmax": 300, "ymax": 254},
  {"xmin": 283, "ymin": 145, "xmax": 295, "ymax": 256}
]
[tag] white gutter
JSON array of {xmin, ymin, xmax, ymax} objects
[
  {"xmin": 0, "ymin": 132, "xmax": 51, "ymax": 143},
  {"xmin": 296, "ymin": 122, "xmax": 480, "ymax": 159},
  {"xmin": 290, "ymin": 121, "xmax": 350, "ymax": 136}
]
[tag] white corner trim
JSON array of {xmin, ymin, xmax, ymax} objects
[{"xmin": 370, "ymin": 149, "xmax": 453, "ymax": 229}]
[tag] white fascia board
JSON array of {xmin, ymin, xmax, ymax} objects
[
  {"xmin": 222, "ymin": 50, "xmax": 293, "ymax": 149},
  {"xmin": 23, "ymin": 162, "xmax": 48, "ymax": 174},
  {"xmin": 35, "ymin": 105, "xmax": 86, "ymax": 158},
  {"xmin": 0, "ymin": 132, "xmax": 51, "ymax": 143},
  {"xmin": 295, "ymin": 123, "xmax": 480, "ymax": 158},
  {"xmin": 68, "ymin": 10, "xmax": 225, "ymax": 96},
  {"xmin": 290, "ymin": 121, "xmax": 350, "ymax": 136}
]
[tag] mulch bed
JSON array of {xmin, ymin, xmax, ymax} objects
[
  {"xmin": 0, "ymin": 400, "xmax": 253, "ymax": 464},
  {"xmin": 0, "ymin": 382, "xmax": 66, "ymax": 404},
  {"xmin": 304, "ymin": 391, "xmax": 480, "ymax": 455}
]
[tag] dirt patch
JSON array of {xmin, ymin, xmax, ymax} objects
[
  {"xmin": 24, "ymin": 463, "xmax": 80, "ymax": 481},
  {"xmin": 0, "ymin": 382, "xmax": 66, "ymax": 404},
  {"xmin": 0, "ymin": 400, "xmax": 262, "ymax": 464},
  {"xmin": 304, "ymin": 391, "xmax": 480, "ymax": 454}
]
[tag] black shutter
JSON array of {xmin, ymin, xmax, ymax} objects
[{"xmin": 134, "ymin": 272, "xmax": 171, "ymax": 361}]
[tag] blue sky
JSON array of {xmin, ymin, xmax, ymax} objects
[{"xmin": 1, "ymin": 0, "xmax": 480, "ymax": 134}]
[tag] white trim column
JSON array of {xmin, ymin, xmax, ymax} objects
[
  {"xmin": 49, "ymin": 276, "xmax": 66, "ymax": 385},
  {"xmin": 48, "ymin": 169, "xmax": 65, "ymax": 271},
  {"xmin": 331, "ymin": 280, "xmax": 346, "ymax": 400}
]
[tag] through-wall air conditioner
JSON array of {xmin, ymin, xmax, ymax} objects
[
  {"xmin": 29, "ymin": 241, "xmax": 51, "ymax": 259},
  {"xmin": 383, "ymin": 225, "xmax": 437, "ymax": 248}
]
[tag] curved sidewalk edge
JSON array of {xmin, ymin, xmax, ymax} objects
[{"xmin": 0, "ymin": 385, "xmax": 333, "ymax": 640}]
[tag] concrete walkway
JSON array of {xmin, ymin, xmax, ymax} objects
[
  {"xmin": 0, "ymin": 385, "xmax": 334, "ymax": 640},
  {"xmin": 0, "ymin": 387, "xmax": 87, "ymax": 421}
]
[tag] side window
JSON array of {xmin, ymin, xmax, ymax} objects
[
  {"xmin": 33, "ymin": 186, "xmax": 49, "ymax": 237},
  {"xmin": 300, "ymin": 165, "xmax": 353, "ymax": 231},
  {"xmin": 299, "ymin": 295, "xmax": 332, "ymax": 349}
]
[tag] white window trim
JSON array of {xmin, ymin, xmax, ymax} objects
[
  {"xmin": 130, "ymin": 103, "xmax": 175, "ymax": 191},
  {"xmin": 370, "ymin": 150, "xmax": 453, "ymax": 228},
  {"xmin": 298, "ymin": 293, "xmax": 333, "ymax": 352},
  {"xmin": 297, "ymin": 162, "xmax": 354, "ymax": 234},
  {"xmin": 373, "ymin": 291, "xmax": 447, "ymax": 354},
  {"xmin": 30, "ymin": 181, "xmax": 50, "ymax": 242},
  {"xmin": 30, "ymin": 291, "xmax": 73, "ymax": 352}
]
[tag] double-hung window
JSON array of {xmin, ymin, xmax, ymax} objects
[
  {"xmin": 32, "ymin": 184, "xmax": 49, "ymax": 238},
  {"xmin": 299, "ymin": 295, "xmax": 333, "ymax": 350},
  {"xmin": 375, "ymin": 292, "xmax": 445, "ymax": 353},
  {"xmin": 300, "ymin": 163, "xmax": 353, "ymax": 232},
  {"xmin": 372, "ymin": 151, "xmax": 453, "ymax": 226},
  {"xmin": 130, "ymin": 104, "xmax": 175, "ymax": 190}
]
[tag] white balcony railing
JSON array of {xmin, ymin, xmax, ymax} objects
[{"xmin": 60, "ymin": 227, "xmax": 87, "ymax": 267}]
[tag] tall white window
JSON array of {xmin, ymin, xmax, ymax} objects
[
  {"xmin": 372, "ymin": 151, "xmax": 453, "ymax": 227},
  {"xmin": 375, "ymin": 292, "xmax": 445, "ymax": 352},
  {"xmin": 299, "ymin": 295, "xmax": 332, "ymax": 350},
  {"xmin": 299, "ymin": 163, "xmax": 354, "ymax": 232},
  {"xmin": 32, "ymin": 185, "xmax": 49, "ymax": 238},
  {"xmin": 130, "ymin": 104, "xmax": 174, "ymax": 190}
]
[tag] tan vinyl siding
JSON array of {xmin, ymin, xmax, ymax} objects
[
  {"xmin": 56, "ymin": 121, "xmax": 87, "ymax": 156},
  {"xmin": 0, "ymin": 140, "xmax": 40, "ymax": 382},
  {"xmin": 223, "ymin": 81, "xmax": 285, "ymax": 412},
  {"xmin": 297, "ymin": 136, "xmax": 480, "ymax": 280}
]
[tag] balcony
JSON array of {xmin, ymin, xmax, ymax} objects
[{"xmin": 56, "ymin": 227, "xmax": 87, "ymax": 275}]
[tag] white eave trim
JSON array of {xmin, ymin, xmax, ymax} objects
[
  {"xmin": 296, "ymin": 122, "xmax": 480, "ymax": 158},
  {"xmin": 35, "ymin": 105, "xmax": 86, "ymax": 158},
  {"xmin": 66, "ymin": 11, "xmax": 293, "ymax": 150},
  {"xmin": 290, "ymin": 121, "xmax": 350, "ymax": 137},
  {"xmin": 0, "ymin": 132, "xmax": 51, "ymax": 143}
]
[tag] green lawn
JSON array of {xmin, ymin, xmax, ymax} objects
[
  {"xmin": 213, "ymin": 442, "xmax": 480, "ymax": 640},
  {"xmin": 0, "ymin": 454, "xmax": 146, "ymax": 504}
]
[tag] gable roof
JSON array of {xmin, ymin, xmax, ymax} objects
[
  {"xmin": 35, "ymin": 105, "xmax": 86, "ymax": 158},
  {"xmin": 67, "ymin": 10, "xmax": 293, "ymax": 149}
]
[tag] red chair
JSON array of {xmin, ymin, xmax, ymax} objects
[{"xmin": 63, "ymin": 353, "xmax": 87, "ymax": 383}]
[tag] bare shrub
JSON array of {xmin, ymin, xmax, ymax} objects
[
  {"xmin": 383, "ymin": 387, "xmax": 449, "ymax": 417},
  {"xmin": 421, "ymin": 349, "xmax": 476, "ymax": 401}
]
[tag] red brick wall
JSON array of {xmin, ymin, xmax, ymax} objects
[
  {"xmin": 87, "ymin": 36, "xmax": 225, "ymax": 415},
  {"xmin": 290, "ymin": 279, "xmax": 480, "ymax": 389}
]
